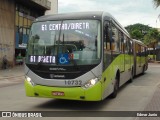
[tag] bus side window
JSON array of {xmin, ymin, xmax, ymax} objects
[
  {"xmin": 104, "ymin": 21, "xmax": 111, "ymax": 50},
  {"xmin": 139, "ymin": 45, "xmax": 141, "ymax": 56},
  {"xmin": 136, "ymin": 44, "xmax": 141, "ymax": 56},
  {"xmin": 128, "ymin": 38, "xmax": 132, "ymax": 55},
  {"xmin": 119, "ymin": 32, "xmax": 124, "ymax": 53},
  {"xmin": 124, "ymin": 36, "xmax": 128, "ymax": 54},
  {"xmin": 111, "ymin": 24, "xmax": 119, "ymax": 52},
  {"xmin": 145, "ymin": 47, "xmax": 148, "ymax": 57},
  {"xmin": 141, "ymin": 46, "xmax": 144, "ymax": 56},
  {"xmin": 129, "ymin": 40, "xmax": 133, "ymax": 55}
]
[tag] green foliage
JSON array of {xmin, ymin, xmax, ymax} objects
[
  {"xmin": 125, "ymin": 23, "xmax": 151, "ymax": 34},
  {"xmin": 131, "ymin": 29, "xmax": 143, "ymax": 40},
  {"xmin": 125, "ymin": 23, "xmax": 160, "ymax": 45},
  {"xmin": 125, "ymin": 23, "xmax": 151, "ymax": 41},
  {"xmin": 153, "ymin": 0, "xmax": 160, "ymax": 8},
  {"xmin": 143, "ymin": 28, "xmax": 160, "ymax": 45}
]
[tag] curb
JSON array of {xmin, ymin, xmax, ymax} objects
[{"xmin": 0, "ymin": 75, "xmax": 25, "ymax": 80}]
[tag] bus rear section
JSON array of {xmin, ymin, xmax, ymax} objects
[{"xmin": 133, "ymin": 39, "xmax": 148, "ymax": 76}]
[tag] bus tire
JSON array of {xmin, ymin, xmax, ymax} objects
[
  {"xmin": 128, "ymin": 68, "xmax": 134, "ymax": 83},
  {"xmin": 142, "ymin": 65, "xmax": 145, "ymax": 74},
  {"xmin": 110, "ymin": 75, "xmax": 119, "ymax": 98}
]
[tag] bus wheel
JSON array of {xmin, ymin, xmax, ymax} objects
[
  {"xmin": 142, "ymin": 65, "xmax": 145, "ymax": 74},
  {"xmin": 128, "ymin": 69, "xmax": 133, "ymax": 83},
  {"xmin": 110, "ymin": 77, "xmax": 119, "ymax": 98}
]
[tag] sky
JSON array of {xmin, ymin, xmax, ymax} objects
[{"xmin": 58, "ymin": 0, "xmax": 160, "ymax": 28}]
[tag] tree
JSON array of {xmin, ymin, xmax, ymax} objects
[
  {"xmin": 153, "ymin": 0, "xmax": 160, "ymax": 8},
  {"xmin": 125, "ymin": 23, "xmax": 160, "ymax": 60},
  {"xmin": 143, "ymin": 28, "xmax": 160, "ymax": 59},
  {"xmin": 144, "ymin": 28, "xmax": 160, "ymax": 44},
  {"xmin": 125, "ymin": 23, "xmax": 151, "ymax": 41},
  {"xmin": 131, "ymin": 29, "xmax": 143, "ymax": 40}
]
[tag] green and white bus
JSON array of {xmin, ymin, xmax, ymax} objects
[{"xmin": 25, "ymin": 11, "xmax": 148, "ymax": 101}]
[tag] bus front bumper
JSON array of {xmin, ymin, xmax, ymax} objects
[{"xmin": 24, "ymin": 80, "xmax": 102, "ymax": 101}]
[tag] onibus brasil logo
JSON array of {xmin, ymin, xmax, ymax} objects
[{"xmin": 1, "ymin": 112, "xmax": 42, "ymax": 118}]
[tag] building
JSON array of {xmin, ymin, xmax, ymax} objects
[
  {"xmin": 45, "ymin": 0, "xmax": 58, "ymax": 15},
  {"xmin": 0, "ymin": 0, "xmax": 58, "ymax": 68}
]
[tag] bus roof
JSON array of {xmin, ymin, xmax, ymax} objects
[
  {"xmin": 34, "ymin": 11, "xmax": 130, "ymax": 37},
  {"xmin": 133, "ymin": 39, "xmax": 147, "ymax": 47},
  {"xmin": 36, "ymin": 11, "xmax": 108, "ymax": 21}
]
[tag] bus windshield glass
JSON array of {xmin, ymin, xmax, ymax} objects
[{"xmin": 26, "ymin": 20, "xmax": 101, "ymax": 66}]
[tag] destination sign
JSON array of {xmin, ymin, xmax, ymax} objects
[
  {"xmin": 41, "ymin": 22, "xmax": 90, "ymax": 31},
  {"xmin": 29, "ymin": 56, "xmax": 56, "ymax": 64}
]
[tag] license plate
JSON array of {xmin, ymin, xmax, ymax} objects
[{"xmin": 52, "ymin": 91, "xmax": 65, "ymax": 96}]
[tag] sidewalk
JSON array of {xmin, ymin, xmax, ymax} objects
[{"xmin": 0, "ymin": 65, "xmax": 25, "ymax": 80}]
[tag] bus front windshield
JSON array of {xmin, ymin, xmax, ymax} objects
[{"xmin": 26, "ymin": 20, "xmax": 101, "ymax": 66}]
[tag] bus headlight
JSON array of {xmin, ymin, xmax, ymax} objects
[
  {"xmin": 82, "ymin": 78, "xmax": 99, "ymax": 89},
  {"xmin": 26, "ymin": 76, "xmax": 35, "ymax": 86}
]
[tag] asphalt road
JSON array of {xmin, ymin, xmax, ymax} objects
[{"xmin": 0, "ymin": 63, "xmax": 160, "ymax": 120}]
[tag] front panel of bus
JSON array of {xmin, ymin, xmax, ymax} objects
[{"xmin": 24, "ymin": 19, "xmax": 103, "ymax": 101}]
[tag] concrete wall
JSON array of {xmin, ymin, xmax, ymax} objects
[
  {"xmin": 0, "ymin": 0, "xmax": 15, "ymax": 68},
  {"xmin": 45, "ymin": 0, "xmax": 58, "ymax": 15}
]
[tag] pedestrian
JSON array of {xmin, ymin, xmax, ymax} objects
[{"xmin": 2, "ymin": 55, "xmax": 8, "ymax": 69}]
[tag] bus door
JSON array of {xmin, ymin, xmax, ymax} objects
[
  {"xmin": 103, "ymin": 21, "xmax": 112, "ymax": 94},
  {"xmin": 136, "ymin": 43, "xmax": 141, "ymax": 74},
  {"xmin": 141, "ymin": 46, "xmax": 146, "ymax": 66},
  {"xmin": 119, "ymin": 32, "xmax": 125, "ymax": 73},
  {"xmin": 140, "ymin": 46, "xmax": 143, "ymax": 67},
  {"xmin": 128, "ymin": 39, "xmax": 133, "ymax": 70},
  {"xmin": 103, "ymin": 21, "xmax": 112, "ymax": 70},
  {"xmin": 138, "ymin": 45, "xmax": 142, "ymax": 67},
  {"xmin": 124, "ymin": 36, "xmax": 129, "ymax": 72}
]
